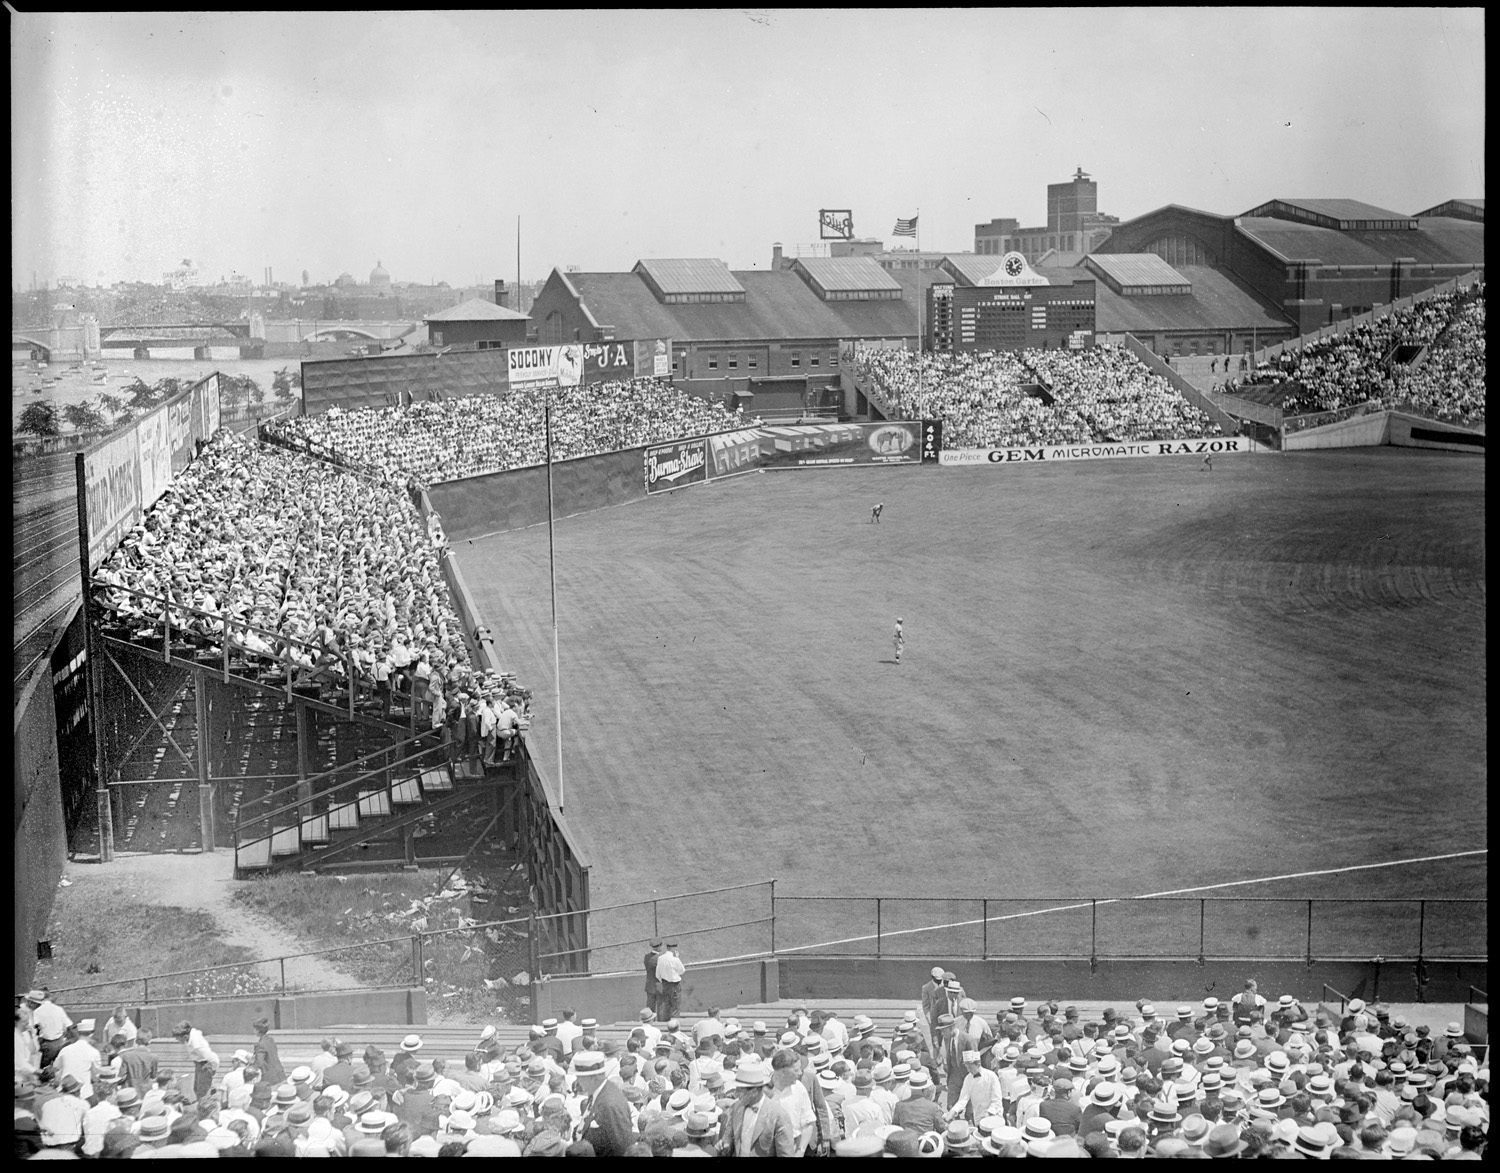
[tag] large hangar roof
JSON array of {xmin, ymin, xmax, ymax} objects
[
  {"xmin": 1244, "ymin": 198, "xmax": 1414, "ymax": 229},
  {"xmin": 1236, "ymin": 217, "xmax": 1485, "ymax": 266},
  {"xmin": 633, "ymin": 258, "xmax": 745, "ymax": 296}
]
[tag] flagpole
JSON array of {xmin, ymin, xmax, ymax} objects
[
  {"xmin": 545, "ymin": 386, "xmax": 564, "ymax": 814},
  {"xmin": 915, "ymin": 209, "xmax": 923, "ymax": 402}
]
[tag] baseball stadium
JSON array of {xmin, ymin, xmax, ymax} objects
[{"xmin": 14, "ymin": 220, "xmax": 1487, "ymax": 1157}]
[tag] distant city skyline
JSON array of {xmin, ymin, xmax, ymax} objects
[{"xmin": 12, "ymin": 10, "xmax": 1486, "ymax": 291}]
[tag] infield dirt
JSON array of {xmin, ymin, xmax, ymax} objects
[{"xmin": 457, "ymin": 448, "xmax": 1485, "ymax": 954}]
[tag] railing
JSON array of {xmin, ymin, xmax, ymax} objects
[
  {"xmin": 534, "ymin": 880, "xmax": 776, "ymax": 977},
  {"xmin": 92, "ymin": 582, "xmax": 404, "ymax": 728},
  {"xmin": 20, "ymin": 887, "xmax": 1488, "ymax": 1009},
  {"xmin": 232, "ymin": 733, "xmax": 450, "ymax": 864},
  {"xmin": 766, "ymin": 895, "xmax": 1488, "ymax": 965}
]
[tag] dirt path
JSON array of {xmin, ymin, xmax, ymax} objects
[{"xmin": 59, "ymin": 851, "xmax": 367, "ymax": 992}]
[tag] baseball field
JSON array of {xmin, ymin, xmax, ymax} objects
[{"xmin": 456, "ymin": 447, "xmax": 1486, "ymax": 962}]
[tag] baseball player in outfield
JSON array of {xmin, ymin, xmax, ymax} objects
[
  {"xmin": 893, "ymin": 617, "xmax": 904, "ymax": 664},
  {"xmin": 871, "ymin": 502, "xmax": 884, "ymax": 523}
]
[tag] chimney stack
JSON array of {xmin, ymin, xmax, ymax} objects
[
  {"xmin": 772, "ymin": 243, "xmax": 783, "ymax": 270},
  {"xmin": 494, "ymin": 279, "xmax": 508, "ymax": 308}
]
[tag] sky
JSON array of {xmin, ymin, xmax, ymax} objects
[{"xmin": 11, "ymin": 9, "xmax": 1486, "ymax": 290}]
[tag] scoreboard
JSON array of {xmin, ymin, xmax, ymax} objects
[{"xmin": 927, "ymin": 251, "xmax": 1095, "ymax": 353}]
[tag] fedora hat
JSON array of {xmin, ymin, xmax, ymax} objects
[{"xmin": 1202, "ymin": 1123, "xmax": 1248, "ymax": 1158}]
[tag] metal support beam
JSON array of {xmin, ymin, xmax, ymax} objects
[
  {"xmin": 194, "ymin": 670, "xmax": 216, "ymax": 850},
  {"xmin": 103, "ymin": 650, "xmax": 194, "ymax": 768},
  {"xmin": 296, "ymin": 701, "xmax": 312, "ymax": 826}
]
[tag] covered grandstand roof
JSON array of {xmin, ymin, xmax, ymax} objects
[
  {"xmin": 1235, "ymin": 217, "xmax": 1484, "ymax": 266},
  {"xmin": 1085, "ymin": 253, "xmax": 1192, "ymax": 294},
  {"xmin": 1077, "ymin": 264, "xmax": 1288, "ymax": 334},
  {"xmin": 423, "ymin": 297, "xmax": 529, "ymax": 322},
  {"xmin": 1242, "ymin": 198, "xmax": 1415, "ymax": 231},
  {"xmin": 566, "ymin": 268, "xmax": 916, "ymax": 343}
]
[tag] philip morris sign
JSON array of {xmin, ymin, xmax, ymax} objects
[
  {"xmin": 644, "ymin": 438, "xmax": 708, "ymax": 493},
  {"xmin": 939, "ymin": 436, "xmax": 1252, "ymax": 466}
]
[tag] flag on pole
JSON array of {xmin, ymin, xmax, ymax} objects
[{"xmin": 892, "ymin": 215, "xmax": 918, "ymax": 237}]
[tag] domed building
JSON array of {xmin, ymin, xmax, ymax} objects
[
  {"xmin": 333, "ymin": 272, "xmax": 357, "ymax": 289},
  {"xmin": 370, "ymin": 260, "xmax": 392, "ymax": 291}
]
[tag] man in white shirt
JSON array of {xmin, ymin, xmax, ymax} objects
[
  {"xmin": 80, "ymin": 1082, "xmax": 126, "ymax": 1156},
  {"xmin": 655, "ymin": 944, "xmax": 686, "ymax": 1021},
  {"xmin": 821, "ymin": 1012, "xmax": 850, "ymax": 1057},
  {"xmin": 172, "ymin": 1020, "xmax": 219, "ymax": 1100},
  {"xmin": 768, "ymin": 1049, "xmax": 817, "ymax": 1155},
  {"xmin": 53, "ymin": 1025, "xmax": 103, "ymax": 1101},
  {"xmin": 39, "ymin": 1074, "xmax": 90, "ymax": 1149},
  {"xmin": 948, "ymin": 1051, "xmax": 1004, "ymax": 1125},
  {"xmin": 103, "ymin": 1007, "xmax": 138, "ymax": 1046},
  {"xmin": 554, "ymin": 1010, "xmax": 583, "ymax": 1053},
  {"xmin": 839, "ymin": 1070, "xmax": 889, "ymax": 1138},
  {"xmin": 27, "ymin": 989, "xmax": 72, "ymax": 1067}
]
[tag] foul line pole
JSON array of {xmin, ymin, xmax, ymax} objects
[{"xmin": 545, "ymin": 385, "xmax": 565, "ymax": 814}]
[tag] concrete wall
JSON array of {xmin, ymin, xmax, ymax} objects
[
  {"xmin": 63, "ymin": 988, "xmax": 427, "ymax": 1039},
  {"xmin": 777, "ymin": 957, "xmax": 1487, "ymax": 1006},
  {"xmin": 1283, "ymin": 411, "xmax": 1391, "ymax": 450},
  {"xmin": 14, "ymin": 655, "xmax": 68, "ymax": 994},
  {"xmin": 1387, "ymin": 412, "xmax": 1486, "ymax": 453},
  {"xmin": 534, "ymin": 959, "xmax": 779, "ymax": 1026}
]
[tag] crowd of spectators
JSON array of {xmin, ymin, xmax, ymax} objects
[
  {"xmin": 266, "ymin": 379, "xmax": 746, "ymax": 489},
  {"xmin": 91, "ymin": 431, "xmax": 528, "ymax": 760},
  {"xmin": 16, "ymin": 979, "xmax": 1488, "ymax": 1158},
  {"xmin": 855, "ymin": 345, "xmax": 1222, "ymax": 449},
  {"xmin": 1242, "ymin": 285, "xmax": 1485, "ymax": 423}
]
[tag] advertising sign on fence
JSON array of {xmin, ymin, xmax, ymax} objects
[
  {"xmin": 939, "ymin": 435, "xmax": 1253, "ymax": 466},
  {"xmin": 508, "ymin": 344, "xmax": 584, "ymax": 388},
  {"xmin": 84, "ymin": 430, "xmax": 141, "ymax": 571},
  {"xmin": 759, "ymin": 421, "xmax": 923, "ymax": 468},
  {"xmin": 708, "ymin": 428, "xmax": 764, "ymax": 477},
  {"xmin": 581, "ymin": 339, "xmax": 672, "ymax": 382},
  {"xmin": 644, "ymin": 438, "xmax": 708, "ymax": 494},
  {"xmin": 82, "ymin": 373, "xmax": 222, "ymax": 571}
]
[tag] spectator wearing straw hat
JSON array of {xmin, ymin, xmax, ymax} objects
[
  {"xmin": 54, "ymin": 1024, "xmax": 102, "ymax": 1101},
  {"xmin": 720, "ymin": 1059, "xmax": 795, "ymax": 1156},
  {"xmin": 576, "ymin": 1051, "xmax": 636, "ymax": 1157}
]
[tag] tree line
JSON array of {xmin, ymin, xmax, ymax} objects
[{"xmin": 15, "ymin": 368, "xmax": 300, "ymax": 438}]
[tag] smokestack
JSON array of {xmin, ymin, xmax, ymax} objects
[
  {"xmin": 772, "ymin": 243, "xmax": 783, "ymax": 270},
  {"xmin": 494, "ymin": 279, "xmax": 508, "ymax": 308}
]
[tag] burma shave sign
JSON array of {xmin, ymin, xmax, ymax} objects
[
  {"xmin": 644, "ymin": 438, "xmax": 708, "ymax": 493},
  {"xmin": 939, "ymin": 436, "xmax": 1251, "ymax": 466}
]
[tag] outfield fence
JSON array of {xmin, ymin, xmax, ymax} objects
[{"xmin": 26, "ymin": 888, "xmax": 1486, "ymax": 1009}]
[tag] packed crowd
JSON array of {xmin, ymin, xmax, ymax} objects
[
  {"xmin": 15, "ymin": 975, "xmax": 1488, "ymax": 1158},
  {"xmin": 267, "ymin": 379, "xmax": 746, "ymax": 489},
  {"xmin": 855, "ymin": 345, "xmax": 1222, "ymax": 449},
  {"xmin": 91, "ymin": 431, "xmax": 528, "ymax": 755},
  {"xmin": 1246, "ymin": 285, "xmax": 1485, "ymax": 422}
]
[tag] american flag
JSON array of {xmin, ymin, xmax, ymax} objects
[{"xmin": 892, "ymin": 216, "xmax": 918, "ymax": 237}]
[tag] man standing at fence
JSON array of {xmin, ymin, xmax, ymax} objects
[
  {"xmin": 656, "ymin": 942, "xmax": 686, "ymax": 1023},
  {"xmin": 644, "ymin": 940, "xmax": 663, "ymax": 1021}
]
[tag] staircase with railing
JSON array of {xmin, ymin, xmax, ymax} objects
[{"xmin": 91, "ymin": 581, "xmax": 524, "ymax": 872}]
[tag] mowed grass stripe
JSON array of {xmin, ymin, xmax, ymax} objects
[{"xmin": 458, "ymin": 449, "xmax": 1485, "ymax": 952}]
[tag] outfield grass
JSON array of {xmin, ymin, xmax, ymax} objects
[{"xmin": 458, "ymin": 448, "xmax": 1485, "ymax": 961}]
